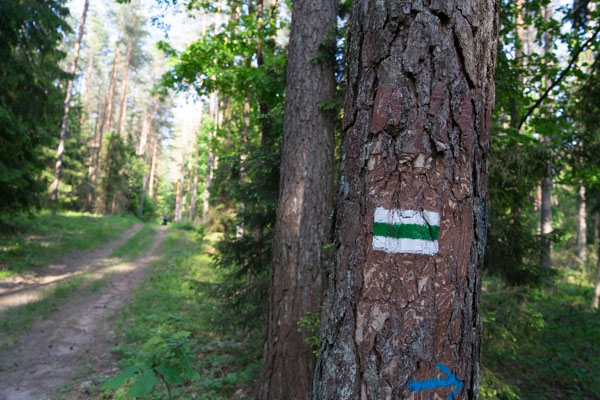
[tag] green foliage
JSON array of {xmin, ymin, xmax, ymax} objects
[
  {"xmin": 102, "ymin": 227, "xmax": 261, "ymax": 399},
  {"xmin": 481, "ymin": 275, "xmax": 600, "ymax": 399},
  {"xmin": 297, "ymin": 311, "xmax": 322, "ymax": 356},
  {"xmin": 99, "ymin": 133, "xmax": 149, "ymax": 216},
  {"xmin": 0, "ymin": 0, "xmax": 71, "ymax": 213},
  {"xmin": 102, "ymin": 331, "xmax": 198, "ymax": 399}
]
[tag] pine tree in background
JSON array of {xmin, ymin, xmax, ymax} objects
[
  {"xmin": 0, "ymin": 0, "xmax": 71, "ymax": 215},
  {"xmin": 50, "ymin": 0, "xmax": 91, "ymax": 215}
]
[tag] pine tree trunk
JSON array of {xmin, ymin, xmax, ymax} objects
[
  {"xmin": 87, "ymin": 91, "xmax": 107, "ymax": 210},
  {"xmin": 80, "ymin": 50, "xmax": 94, "ymax": 129},
  {"xmin": 540, "ymin": 175, "xmax": 553, "ymax": 268},
  {"xmin": 577, "ymin": 185, "xmax": 587, "ymax": 264},
  {"xmin": 594, "ymin": 210, "xmax": 599, "ymax": 245},
  {"xmin": 117, "ymin": 38, "xmax": 133, "ymax": 138},
  {"xmin": 259, "ymin": 0, "xmax": 337, "ymax": 398},
  {"xmin": 50, "ymin": 0, "xmax": 90, "ymax": 213},
  {"xmin": 137, "ymin": 96, "xmax": 157, "ymax": 156},
  {"xmin": 314, "ymin": 1, "xmax": 498, "ymax": 399},
  {"xmin": 184, "ymin": 155, "xmax": 193, "ymax": 218},
  {"xmin": 104, "ymin": 42, "xmax": 120, "ymax": 135},
  {"xmin": 202, "ymin": 92, "xmax": 219, "ymax": 223},
  {"xmin": 190, "ymin": 129, "xmax": 200, "ymax": 222},
  {"xmin": 148, "ymin": 134, "xmax": 158, "ymax": 198},
  {"xmin": 539, "ymin": 1, "xmax": 554, "ymax": 270},
  {"xmin": 175, "ymin": 131, "xmax": 188, "ymax": 222}
]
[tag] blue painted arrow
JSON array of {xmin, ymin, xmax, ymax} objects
[{"xmin": 407, "ymin": 363, "xmax": 463, "ymax": 400}]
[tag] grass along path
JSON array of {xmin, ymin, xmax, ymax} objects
[
  {"xmin": 95, "ymin": 225, "xmax": 260, "ymax": 400},
  {"xmin": 0, "ymin": 211, "xmax": 140, "ymax": 279},
  {"xmin": 0, "ymin": 227, "xmax": 167, "ymax": 400},
  {"xmin": 0, "ymin": 223, "xmax": 143, "ymax": 314},
  {"xmin": 0, "ymin": 225, "xmax": 156, "ymax": 346}
]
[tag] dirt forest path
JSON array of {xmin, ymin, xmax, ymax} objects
[
  {"xmin": 0, "ymin": 226, "xmax": 168, "ymax": 400},
  {"xmin": 0, "ymin": 223, "xmax": 143, "ymax": 312}
]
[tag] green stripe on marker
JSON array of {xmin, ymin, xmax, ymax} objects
[{"xmin": 373, "ymin": 222, "xmax": 439, "ymax": 241}]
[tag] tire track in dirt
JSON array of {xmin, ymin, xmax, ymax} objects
[{"xmin": 0, "ymin": 226, "xmax": 168, "ymax": 400}]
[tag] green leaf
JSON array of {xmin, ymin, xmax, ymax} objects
[
  {"xmin": 142, "ymin": 335, "xmax": 164, "ymax": 352},
  {"xmin": 129, "ymin": 368, "xmax": 158, "ymax": 397},
  {"xmin": 101, "ymin": 365, "xmax": 144, "ymax": 390},
  {"xmin": 156, "ymin": 364, "xmax": 185, "ymax": 385},
  {"xmin": 177, "ymin": 348, "xmax": 200, "ymax": 380},
  {"xmin": 172, "ymin": 330, "xmax": 191, "ymax": 339}
]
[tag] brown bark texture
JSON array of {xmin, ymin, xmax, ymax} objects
[
  {"xmin": 314, "ymin": 1, "xmax": 498, "ymax": 399},
  {"xmin": 259, "ymin": 0, "xmax": 337, "ymax": 398}
]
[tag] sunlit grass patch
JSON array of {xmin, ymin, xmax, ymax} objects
[
  {"xmin": 0, "ymin": 211, "xmax": 139, "ymax": 277},
  {"xmin": 111, "ymin": 225, "xmax": 157, "ymax": 259}
]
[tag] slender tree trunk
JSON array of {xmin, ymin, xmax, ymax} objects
[
  {"xmin": 594, "ymin": 209, "xmax": 599, "ymax": 245},
  {"xmin": 50, "ymin": 0, "xmax": 90, "ymax": 214},
  {"xmin": 259, "ymin": 0, "xmax": 337, "ymax": 398},
  {"xmin": 80, "ymin": 50, "xmax": 94, "ymax": 129},
  {"xmin": 540, "ymin": 1, "xmax": 554, "ymax": 269},
  {"xmin": 592, "ymin": 258, "xmax": 600, "ymax": 309},
  {"xmin": 540, "ymin": 175, "xmax": 553, "ymax": 268},
  {"xmin": 138, "ymin": 98, "xmax": 157, "ymax": 218},
  {"xmin": 117, "ymin": 38, "xmax": 133, "ymax": 138},
  {"xmin": 190, "ymin": 129, "xmax": 200, "ymax": 222},
  {"xmin": 236, "ymin": 95, "xmax": 251, "ymax": 237},
  {"xmin": 148, "ymin": 134, "xmax": 159, "ymax": 198},
  {"xmin": 202, "ymin": 92, "xmax": 219, "ymax": 223},
  {"xmin": 104, "ymin": 42, "xmax": 120, "ymax": 135},
  {"xmin": 137, "ymin": 96, "xmax": 157, "ymax": 156},
  {"xmin": 593, "ymin": 193, "xmax": 600, "ymax": 309},
  {"xmin": 184, "ymin": 155, "xmax": 193, "ymax": 218},
  {"xmin": 87, "ymin": 91, "xmax": 107, "ymax": 210},
  {"xmin": 175, "ymin": 131, "xmax": 188, "ymax": 222},
  {"xmin": 577, "ymin": 185, "xmax": 587, "ymax": 264},
  {"xmin": 314, "ymin": 1, "xmax": 498, "ymax": 399}
]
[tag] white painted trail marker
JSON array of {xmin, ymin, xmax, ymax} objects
[{"xmin": 372, "ymin": 207, "xmax": 440, "ymax": 255}]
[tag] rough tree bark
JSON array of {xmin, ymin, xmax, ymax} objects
[
  {"xmin": 50, "ymin": 0, "xmax": 91, "ymax": 214},
  {"xmin": 314, "ymin": 1, "xmax": 498, "ymax": 399},
  {"xmin": 259, "ymin": 0, "xmax": 337, "ymax": 398},
  {"xmin": 576, "ymin": 185, "xmax": 587, "ymax": 264}
]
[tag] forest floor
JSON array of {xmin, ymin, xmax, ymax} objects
[{"xmin": 0, "ymin": 224, "xmax": 167, "ymax": 400}]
